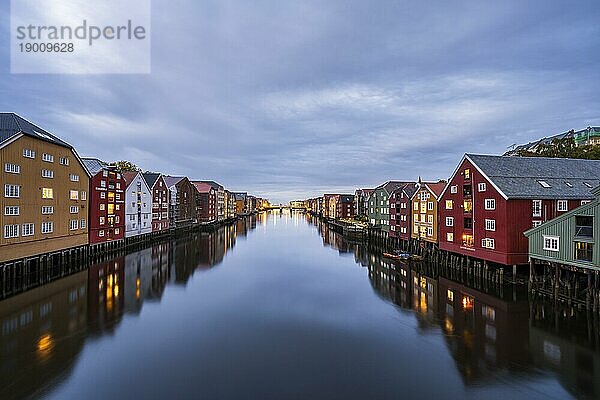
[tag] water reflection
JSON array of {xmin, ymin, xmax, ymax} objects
[
  {"xmin": 0, "ymin": 217, "xmax": 256, "ymax": 400},
  {"xmin": 306, "ymin": 214, "xmax": 599, "ymax": 399}
]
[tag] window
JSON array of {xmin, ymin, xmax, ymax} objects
[
  {"xmin": 532, "ymin": 220, "xmax": 542, "ymax": 228},
  {"xmin": 42, "ymin": 206, "xmax": 54, "ymax": 214},
  {"xmin": 538, "ymin": 180, "xmax": 551, "ymax": 188},
  {"xmin": 100, "ymin": 192, "xmax": 106, "ymax": 199},
  {"xmin": 4, "ymin": 206, "xmax": 19, "ymax": 216},
  {"xmin": 464, "ymin": 217, "xmax": 473, "ymax": 229},
  {"xmin": 70, "ymin": 174, "xmax": 80, "ymax": 182},
  {"xmin": 446, "ymin": 217, "xmax": 454, "ymax": 227},
  {"xmin": 532, "ymin": 200, "xmax": 542, "ymax": 217},
  {"xmin": 543, "ymin": 235, "xmax": 559, "ymax": 252},
  {"xmin": 42, "ymin": 188, "xmax": 53, "ymax": 199},
  {"xmin": 485, "ymin": 219, "xmax": 496, "ymax": 231},
  {"xmin": 463, "ymin": 199, "xmax": 473, "ymax": 213},
  {"xmin": 445, "ymin": 200, "xmax": 453, "ymax": 210},
  {"xmin": 450, "ymin": 185, "xmax": 458, "ymax": 194},
  {"xmin": 484, "ymin": 199, "xmax": 496, "ymax": 210},
  {"xmin": 115, "ymin": 228, "xmax": 120, "ymax": 235},
  {"xmin": 5, "ymin": 184, "xmax": 20, "ymax": 198},
  {"xmin": 574, "ymin": 242, "xmax": 593, "ymax": 262},
  {"xmin": 478, "ymin": 183, "xmax": 486, "ymax": 192},
  {"xmin": 81, "ymin": 191, "xmax": 86, "ymax": 200},
  {"xmin": 99, "ymin": 204, "xmax": 105, "ymax": 211},
  {"xmin": 447, "ymin": 232, "xmax": 454, "ymax": 242},
  {"xmin": 413, "ymin": 202, "xmax": 418, "ymax": 211},
  {"xmin": 4, "ymin": 163, "xmax": 20, "ymax": 174},
  {"xmin": 21, "ymin": 223, "xmax": 34, "ymax": 237},
  {"xmin": 100, "ymin": 216, "xmax": 105, "ymax": 225},
  {"xmin": 101, "ymin": 180, "xmax": 107, "ymax": 188},
  {"xmin": 23, "ymin": 148, "xmax": 35, "ymax": 158},
  {"xmin": 583, "ymin": 182, "xmax": 593, "ymax": 188},
  {"xmin": 42, "ymin": 153, "xmax": 54, "ymax": 162},
  {"xmin": 70, "ymin": 220, "xmax": 78, "ymax": 230},
  {"xmin": 99, "ymin": 230, "xmax": 105, "ymax": 237},
  {"xmin": 427, "ymin": 215, "xmax": 433, "ymax": 224},
  {"xmin": 41, "ymin": 221, "xmax": 53, "ymax": 234},
  {"xmin": 70, "ymin": 206, "xmax": 79, "ymax": 213},
  {"xmin": 482, "ymin": 238, "xmax": 495, "ymax": 249},
  {"xmin": 427, "ymin": 202, "xmax": 433, "ymax": 211},
  {"xmin": 60, "ymin": 157, "xmax": 69, "ymax": 165},
  {"xmin": 582, "ymin": 200, "xmax": 592, "ymax": 206},
  {"xmin": 80, "ymin": 219, "xmax": 86, "ymax": 229},
  {"xmin": 41, "ymin": 169, "xmax": 54, "ymax": 178},
  {"xmin": 575, "ymin": 216, "xmax": 593, "ymax": 238},
  {"xmin": 4, "ymin": 224, "xmax": 19, "ymax": 238},
  {"xmin": 464, "ymin": 169, "xmax": 470, "ymax": 179},
  {"xmin": 463, "ymin": 234, "xmax": 474, "ymax": 247},
  {"xmin": 70, "ymin": 190, "xmax": 79, "ymax": 200},
  {"xmin": 557, "ymin": 200, "xmax": 568, "ymax": 212},
  {"xmin": 427, "ymin": 227, "xmax": 433, "ymax": 237}
]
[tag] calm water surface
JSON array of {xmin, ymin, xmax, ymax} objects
[{"xmin": 1, "ymin": 211, "xmax": 599, "ymax": 399}]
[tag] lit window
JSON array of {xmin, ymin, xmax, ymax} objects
[
  {"xmin": 543, "ymin": 235, "xmax": 559, "ymax": 252},
  {"xmin": 42, "ymin": 188, "xmax": 53, "ymax": 199},
  {"xmin": 447, "ymin": 290, "xmax": 454, "ymax": 301},
  {"xmin": 70, "ymin": 190, "xmax": 79, "ymax": 200},
  {"xmin": 100, "ymin": 204, "xmax": 105, "ymax": 211},
  {"xmin": 4, "ymin": 163, "xmax": 20, "ymax": 174},
  {"xmin": 478, "ymin": 183, "xmax": 486, "ymax": 192},
  {"xmin": 557, "ymin": 200, "xmax": 568, "ymax": 212},
  {"xmin": 464, "ymin": 169, "xmax": 470, "ymax": 179},
  {"xmin": 100, "ymin": 216, "xmax": 105, "ymax": 225},
  {"xmin": 446, "ymin": 232, "xmax": 454, "ymax": 242},
  {"xmin": 445, "ymin": 200, "xmax": 453, "ymax": 210}
]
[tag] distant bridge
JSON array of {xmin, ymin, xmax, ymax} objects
[{"xmin": 260, "ymin": 205, "xmax": 307, "ymax": 211}]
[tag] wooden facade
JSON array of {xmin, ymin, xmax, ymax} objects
[
  {"xmin": 389, "ymin": 183, "xmax": 417, "ymax": 240},
  {"xmin": 122, "ymin": 172, "xmax": 152, "ymax": 238},
  {"xmin": 0, "ymin": 114, "xmax": 90, "ymax": 262},
  {"xmin": 143, "ymin": 173, "xmax": 170, "ymax": 232},
  {"xmin": 410, "ymin": 181, "xmax": 446, "ymax": 245},
  {"xmin": 192, "ymin": 181, "xmax": 216, "ymax": 223}
]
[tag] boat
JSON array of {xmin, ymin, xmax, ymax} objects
[{"xmin": 383, "ymin": 251, "xmax": 411, "ymax": 261}]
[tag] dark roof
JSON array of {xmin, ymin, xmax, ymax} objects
[
  {"xmin": 401, "ymin": 183, "xmax": 418, "ymax": 198},
  {"xmin": 142, "ymin": 172, "xmax": 161, "ymax": 188},
  {"xmin": 81, "ymin": 157, "xmax": 109, "ymax": 176},
  {"xmin": 191, "ymin": 181, "xmax": 214, "ymax": 194},
  {"xmin": 377, "ymin": 181, "xmax": 413, "ymax": 194},
  {"xmin": 467, "ymin": 154, "xmax": 600, "ymax": 199},
  {"xmin": 234, "ymin": 192, "xmax": 247, "ymax": 201},
  {"xmin": 339, "ymin": 195, "xmax": 354, "ymax": 203},
  {"xmin": 162, "ymin": 176, "xmax": 185, "ymax": 188},
  {"xmin": 122, "ymin": 171, "xmax": 139, "ymax": 185},
  {"xmin": 0, "ymin": 113, "xmax": 72, "ymax": 148},
  {"xmin": 198, "ymin": 180, "xmax": 223, "ymax": 190}
]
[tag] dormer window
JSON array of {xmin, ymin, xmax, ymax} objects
[
  {"xmin": 565, "ymin": 182, "xmax": 573, "ymax": 188},
  {"xmin": 583, "ymin": 182, "xmax": 593, "ymax": 188}
]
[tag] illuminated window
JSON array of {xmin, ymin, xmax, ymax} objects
[
  {"xmin": 446, "ymin": 232, "xmax": 454, "ymax": 242},
  {"xmin": 69, "ymin": 190, "xmax": 79, "ymax": 200},
  {"xmin": 42, "ymin": 188, "xmax": 53, "ymax": 199},
  {"xmin": 447, "ymin": 290, "xmax": 454, "ymax": 301},
  {"xmin": 464, "ymin": 169, "xmax": 470, "ymax": 179},
  {"xmin": 446, "ymin": 200, "xmax": 453, "ymax": 210},
  {"xmin": 100, "ymin": 216, "xmax": 105, "ymax": 225}
]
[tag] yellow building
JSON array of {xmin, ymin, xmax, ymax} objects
[
  {"xmin": 0, "ymin": 113, "xmax": 90, "ymax": 262},
  {"xmin": 410, "ymin": 181, "xmax": 447, "ymax": 245}
]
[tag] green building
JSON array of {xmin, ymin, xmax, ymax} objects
[
  {"xmin": 366, "ymin": 181, "xmax": 412, "ymax": 235},
  {"xmin": 525, "ymin": 185, "xmax": 599, "ymax": 269}
]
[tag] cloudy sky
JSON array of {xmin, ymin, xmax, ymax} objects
[{"xmin": 1, "ymin": 1, "xmax": 600, "ymax": 203}]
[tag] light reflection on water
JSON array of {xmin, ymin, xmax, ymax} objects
[{"xmin": 0, "ymin": 211, "xmax": 597, "ymax": 400}]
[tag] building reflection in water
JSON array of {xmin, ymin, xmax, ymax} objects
[
  {"xmin": 0, "ymin": 218, "xmax": 258, "ymax": 400},
  {"xmin": 307, "ymin": 215, "xmax": 600, "ymax": 400}
]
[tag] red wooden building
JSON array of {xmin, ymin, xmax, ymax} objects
[
  {"xmin": 439, "ymin": 154, "xmax": 600, "ymax": 266},
  {"xmin": 192, "ymin": 181, "xmax": 216, "ymax": 223},
  {"xmin": 143, "ymin": 173, "xmax": 170, "ymax": 232},
  {"xmin": 389, "ymin": 182, "xmax": 417, "ymax": 240},
  {"xmin": 82, "ymin": 158, "xmax": 126, "ymax": 244}
]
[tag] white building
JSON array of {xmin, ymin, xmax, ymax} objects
[{"xmin": 123, "ymin": 171, "xmax": 152, "ymax": 237}]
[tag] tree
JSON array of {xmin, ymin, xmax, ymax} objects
[
  {"xmin": 516, "ymin": 137, "xmax": 600, "ymax": 160},
  {"xmin": 111, "ymin": 160, "xmax": 141, "ymax": 172}
]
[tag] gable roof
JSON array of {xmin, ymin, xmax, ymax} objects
[
  {"xmin": 191, "ymin": 181, "xmax": 214, "ymax": 194},
  {"xmin": 424, "ymin": 181, "xmax": 447, "ymax": 199},
  {"xmin": 0, "ymin": 112, "xmax": 72, "ymax": 149},
  {"xmin": 339, "ymin": 194, "xmax": 354, "ymax": 203},
  {"xmin": 466, "ymin": 154, "xmax": 600, "ymax": 200},
  {"xmin": 142, "ymin": 172, "xmax": 161, "ymax": 188},
  {"xmin": 162, "ymin": 176, "xmax": 185, "ymax": 188},
  {"xmin": 198, "ymin": 180, "xmax": 223, "ymax": 190},
  {"xmin": 81, "ymin": 157, "xmax": 109, "ymax": 176},
  {"xmin": 122, "ymin": 171, "xmax": 140, "ymax": 186},
  {"xmin": 376, "ymin": 181, "xmax": 413, "ymax": 195}
]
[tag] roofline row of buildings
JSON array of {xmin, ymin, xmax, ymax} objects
[
  {"xmin": 304, "ymin": 153, "xmax": 600, "ymax": 271},
  {"xmin": 0, "ymin": 113, "xmax": 269, "ymax": 263}
]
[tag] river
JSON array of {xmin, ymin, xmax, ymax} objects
[{"xmin": 0, "ymin": 210, "xmax": 598, "ymax": 399}]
